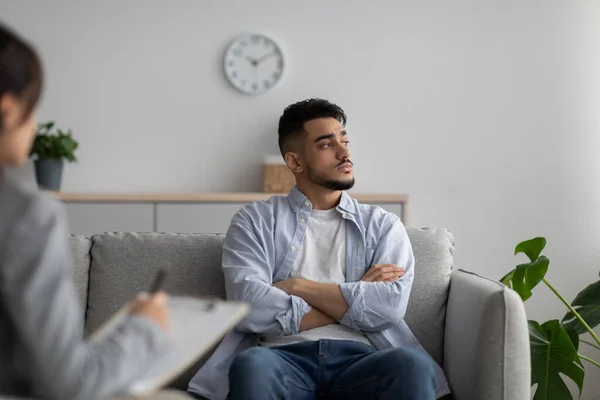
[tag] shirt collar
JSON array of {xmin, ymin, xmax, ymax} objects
[{"xmin": 287, "ymin": 185, "xmax": 356, "ymax": 214}]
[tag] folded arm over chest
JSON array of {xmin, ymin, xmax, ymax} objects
[
  {"xmin": 223, "ymin": 209, "xmax": 312, "ymax": 336},
  {"xmin": 338, "ymin": 215, "xmax": 415, "ymax": 332}
]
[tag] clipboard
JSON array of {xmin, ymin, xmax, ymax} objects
[{"xmin": 88, "ymin": 295, "xmax": 249, "ymax": 397}]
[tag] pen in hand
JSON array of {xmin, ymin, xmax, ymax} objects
[
  {"xmin": 149, "ymin": 268, "xmax": 167, "ymax": 294},
  {"xmin": 130, "ymin": 269, "xmax": 170, "ymax": 331}
]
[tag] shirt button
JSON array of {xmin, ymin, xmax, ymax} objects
[
  {"xmin": 304, "ymin": 201, "xmax": 310, "ymax": 206},
  {"xmin": 291, "ymin": 246, "xmax": 297, "ymax": 251},
  {"xmin": 299, "ymin": 218, "xmax": 305, "ymax": 223}
]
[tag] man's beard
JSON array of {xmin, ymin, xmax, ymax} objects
[{"xmin": 307, "ymin": 165, "xmax": 355, "ymax": 191}]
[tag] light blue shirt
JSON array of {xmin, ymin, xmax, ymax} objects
[{"xmin": 188, "ymin": 187, "xmax": 450, "ymax": 399}]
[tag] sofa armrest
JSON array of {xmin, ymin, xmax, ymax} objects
[{"xmin": 444, "ymin": 269, "xmax": 530, "ymax": 400}]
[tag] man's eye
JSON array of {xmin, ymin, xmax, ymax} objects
[
  {"xmin": 321, "ymin": 143, "xmax": 331, "ymax": 148},
  {"xmin": 343, "ymin": 141, "xmax": 350, "ymax": 146}
]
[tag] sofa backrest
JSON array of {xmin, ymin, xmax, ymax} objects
[
  {"xmin": 85, "ymin": 233, "xmax": 226, "ymax": 336},
  {"xmin": 69, "ymin": 227, "xmax": 455, "ymax": 368},
  {"xmin": 69, "ymin": 235, "xmax": 92, "ymax": 318}
]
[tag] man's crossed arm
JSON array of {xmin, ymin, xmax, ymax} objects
[
  {"xmin": 275, "ymin": 263, "xmax": 405, "ymax": 331},
  {"xmin": 277, "ymin": 264, "xmax": 405, "ymax": 331},
  {"xmin": 223, "ymin": 209, "xmax": 414, "ymax": 335}
]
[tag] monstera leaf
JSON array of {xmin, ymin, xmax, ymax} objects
[
  {"xmin": 561, "ymin": 276, "xmax": 600, "ymax": 335},
  {"xmin": 566, "ymin": 328, "xmax": 580, "ymax": 352},
  {"xmin": 500, "ymin": 239, "xmax": 599, "ymax": 400},
  {"xmin": 500, "ymin": 237, "xmax": 549, "ymax": 301},
  {"xmin": 515, "ymin": 237, "xmax": 547, "ymax": 262},
  {"xmin": 530, "ymin": 320, "xmax": 584, "ymax": 400},
  {"xmin": 501, "ymin": 257, "xmax": 549, "ymax": 304}
]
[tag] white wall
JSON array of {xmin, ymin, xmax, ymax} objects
[{"xmin": 2, "ymin": 0, "xmax": 600, "ymax": 397}]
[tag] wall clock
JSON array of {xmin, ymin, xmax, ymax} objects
[{"xmin": 224, "ymin": 34, "xmax": 284, "ymax": 95}]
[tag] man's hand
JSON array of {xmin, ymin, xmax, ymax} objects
[{"xmin": 361, "ymin": 264, "xmax": 405, "ymax": 282}]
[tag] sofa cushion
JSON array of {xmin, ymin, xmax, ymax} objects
[
  {"xmin": 68, "ymin": 235, "xmax": 91, "ymax": 320},
  {"xmin": 85, "ymin": 232, "xmax": 226, "ymax": 336},
  {"xmin": 404, "ymin": 227, "xmax": 454, "ymax": 366}
]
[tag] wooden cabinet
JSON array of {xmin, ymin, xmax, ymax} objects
[
  {"xmin": 53, "ymin": 193, "xmax": 408, "ymax": 236},
  {"xmin": 156, "ymin": 203, "xmax": 248, "ymax": 234}
]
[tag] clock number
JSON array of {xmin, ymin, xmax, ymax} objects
[
  {"xmin": 264, "ymin": 80, "xmax": 271, "ymax": 89},
  {"xmin": 252, "ymin": 83, "xmax": 258, "ymax": 92},
  {"xmin": 233, "ymin": 49, "xmax": 242, "ymax": 57}
]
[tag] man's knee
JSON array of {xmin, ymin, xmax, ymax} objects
[
  {"xmin": 381, "ymin": 348, "xmax": 435, "ymax": 378},
  {"xmin": 230, "ymin": 346, "xmax": 274, "ymax": 374},
  {"xmin": 229, "ymin": 347, "xmax": 288, "ymax": 398}
]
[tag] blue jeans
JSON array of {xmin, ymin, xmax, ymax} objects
[{"xmin": 227, "ymin": 340, "xmax": 436, "ymax": 400}]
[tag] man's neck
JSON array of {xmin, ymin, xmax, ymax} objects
[{"xmin": 295, "ymin": 182, "xmax": 342, "ymax": 210}]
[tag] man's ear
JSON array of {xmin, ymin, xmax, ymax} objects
[{"xmin": 284, "ymin": 152, "xmax": 303, "ymax": 174}]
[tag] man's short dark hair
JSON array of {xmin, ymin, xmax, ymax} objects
[{"xmin": 277, "ymin": 98, "xmax": 347, "ymax": 156}]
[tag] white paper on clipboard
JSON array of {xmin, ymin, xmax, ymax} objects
[{"xmin": 89, "ymin": 296, "xmax": 250, "ymax": 397}]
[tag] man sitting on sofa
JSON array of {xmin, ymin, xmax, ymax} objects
[{"xmin": 188, "ymin": 99, "xmax": 450, "ymax": 400}]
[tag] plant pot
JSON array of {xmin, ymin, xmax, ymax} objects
[{"xmin": 34, "ymin": 159, "xmax": 64, "ymax": 191}]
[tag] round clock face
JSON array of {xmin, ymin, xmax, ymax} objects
[{"xmin": 224, "ymin": 34, "xmax": 284, "ymax": 95}]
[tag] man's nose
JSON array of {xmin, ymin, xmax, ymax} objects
[{"xmin": 337, "ymin": 143, "xmax": 351, "ymax": 159}]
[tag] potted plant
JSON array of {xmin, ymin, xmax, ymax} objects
[
  {"xmin": 30, "ymin": 121, "xmax": 78, "ymax": 191},
  {"xmin": 500, "ymin": 237, "xmax": 600, "ymax": 400}
]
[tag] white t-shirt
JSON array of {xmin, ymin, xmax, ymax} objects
[{"xmin": 259, "ymin": 208, "xmax": 371, "ymax": 347}]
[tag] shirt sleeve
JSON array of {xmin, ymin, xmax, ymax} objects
[
  {"xmin": 338, "ymin": 213, "xmax": 415, "ymax": 332},
  {"xmin": 222, "ymin": 209, "xmax": 312, "ymax": 336},
  {"xmin": 0, "ymin": 195, "xmax": 168, "ymax": 400}
]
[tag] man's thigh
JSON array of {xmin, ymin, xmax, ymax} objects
[
  {"xmin": 324, "ymin": 342, "xmax": 436, "ymax": 400},
  {"xmin": 229, "ymin": 342, "xmax": 320, "ymax": 398}
]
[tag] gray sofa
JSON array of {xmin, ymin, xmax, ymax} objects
[{"xmin": 68, "ymin": 228, "xmax": 530, "ymax": 400}]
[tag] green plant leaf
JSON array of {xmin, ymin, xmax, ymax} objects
[
  {"xmin": 500, "ymin": 256, "xmax": 549, "ymax": 301},
  {"xmin": 530, "ymin": 320, "xmax": 584, "ymax": 400},
  {"xmin": 515, "ymin": 237, "xmax": 547, "ymax": 262},
  {"xmin": 512, "ymin": 264, "xmax": 531, "ymax": 300},
  {"xmin": 30, "ymin": 121, "xmax": 78, "ymax": 162},
  {"xmin": 561, "ymin": 279, "xmax": 600, "ymax": 335},
  {"xmin": 499, "ymin": 269, "xmax": 514, "ymax": 285},
  {"xmin": 566, "ymin": 328, "xmax": 580, "ymax": 352},
  {"xmin": 37, "ymin": 121, "xmax": 54, "ymax": 135}
]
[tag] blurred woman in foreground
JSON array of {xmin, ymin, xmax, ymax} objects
[{"xmin": 0, "ymin": 22, "xmax": 185, "ymax": 400}]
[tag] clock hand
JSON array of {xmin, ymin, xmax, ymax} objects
[
  {"xmin": 245, "ymin": 56, "xmax": 258, "ymax": 67},
  {"xmin": 246, "ymin": 56, "xmax": 258, "ymax": 67},
  {"xmin": 256, "ymin": 52, "xmax": 276, "ymax": 64}
]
